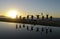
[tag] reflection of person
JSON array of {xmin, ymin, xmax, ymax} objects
[
  {"xmin": 16, "ymin": 24, "xmax": 18, "ymax": 29},
  {"xmin": 23, "ymin": 24, "xmax": 25, "ymax": 28},
  {"xmin": 46, "ymin": 29, "xmax": 48, "ymax": 34},
  {"xmin": 19, "ymin": 25, "xmax": 21, "ymax": 28},
  {"xmin": 50, "ymin": 29, "xmax": 52, "ymax": 32},
  {"xmin": 31, "ymin": 26, "xmax": 33, "ymax": 31},
  {"xmin": 36, "ymin": 27, "xmax": 39, "ymax": 32},
  {"xmin": 42, "ymin": 27, "xmax": 44, "ymax": 32},
  {"xmin": 27, "ymin": 26, "xmax": 29, "ymax": 30}
]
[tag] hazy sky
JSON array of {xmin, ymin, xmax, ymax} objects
[{"xmin": 0, "ymin": 0, "xmax": 60, "ymax": 18}]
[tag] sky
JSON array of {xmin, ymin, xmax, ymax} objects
[{"xmin": 0, "ymin": 0, "xmax": 60, "ymax": 18}]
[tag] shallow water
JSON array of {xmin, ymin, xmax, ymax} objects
[{"xmin": 0, "ymin": 22, "xmax": 60, "ymax": 39}]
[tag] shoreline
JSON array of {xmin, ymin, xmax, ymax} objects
[{"xmin": 0, "ymin": 18, "xmax": 60, "ymax": 27}]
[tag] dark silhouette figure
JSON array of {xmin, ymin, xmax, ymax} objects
[
  {"xmin": 23, "ymin": 24, "xmax": 25, "ymax": 28},
  {"xmin": 49, "ymin": 29, "xmax": 52, "ymax": 32},
  {"xmin": 19, "ymin": 25, "xmax": 21, "ymax": 28},
  {"xmin": 46, "ymin": 29, "xmax": 48, "ymax": 34},
  {"xmin": 50, "ymin": 16, "xmax": 52, "ymax": 21},
  {"xmin": 27, "ymin": 15, "xmax": 29, "ymax": 19},
  {"xmin": 31, "ymin": 26, "xmax": 33, "ymax": 31},
  {"xmin": 36, "ymin": 27, "xmax": 39, "ymax": 32},
  {"xmin": 23, "ymin": 17, "xmax": 26, "ymax": 20},
  {"xmin": 16, "ymin": 24, "xmax": 18, "ymax": 29},
  {"xmin": 31, "ymin": 15, "xmax": 34, "ymax": 20},
  {"xmin": 36, "ymin": 15, "xmax": 40, "ymax": 19},
  {"xmin": 27, "ymin": 26, "xmax": 29, "ymax": 30},
  {"xmin": 19, "ymin": 16, "xmax": 21, "ymax": 19},
  {"xmin": 41, "ymin": 27, "xmax": 44, "ymax": 32},
  {"xmin": 46, "ymin": 14, "xmax": 48, "ymax": 20}
]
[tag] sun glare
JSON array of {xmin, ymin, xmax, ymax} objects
[{"xmin": 7, "ymin": 10, "xmax": 18, "ymax": 19}]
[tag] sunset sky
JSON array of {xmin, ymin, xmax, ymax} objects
[{"xmin": 0, "ymin": 0, "xmax": 60, "ymax": 18}]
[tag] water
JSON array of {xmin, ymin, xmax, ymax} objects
[{"xmin": 0, "ymin": 22, "xmax": 60, "ymax": 39}]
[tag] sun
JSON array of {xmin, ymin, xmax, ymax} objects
[{"xmin": 7, "ymin": 10, "xmax": 18, "ymax": 19}]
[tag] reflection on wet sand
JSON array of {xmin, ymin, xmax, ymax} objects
[
  {"xmin": 50, "ymin": 29, "xmax": 52, "ymax": 32},
  {"xmin": 41, "ymin": 27, "xmax": 44, "ymax": 32},
  {"xmin": 36, "ymin": 27, "xmax": 39, "ymax": 32},
  {"xmin": 16, "ymin": 24, "xmax": 52, "ymax": 34},
  {"xmin": 16, "ymin": 24, "xmax": 18, "ymax": 29},
  {"xmin": 23, "ymin": 24, "xmax": 25, "ymax": 28},
  {"xmin": 27, "ymin": 26, "xmax": 29, "ymax": 30},
  {"xmin": 31, "ymin": 26, "xmax": 33, "ymax": 31},
  {"xmin": 46, "ymin": 29, "xmax": 48, "ymax": 34},
  {"xmin": 19, "ymin": 25, "xmax": 21, "ymax": 28}
]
